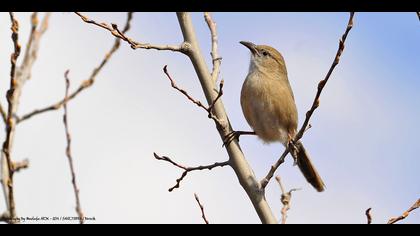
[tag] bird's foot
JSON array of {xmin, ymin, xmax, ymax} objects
[
  {"xmin": 287, "ymin": 138, "xmax": 298, "ymax": 166},
  {"xmin": 223, "ymin": 131, "xmax": 256, "ymax": 147}
]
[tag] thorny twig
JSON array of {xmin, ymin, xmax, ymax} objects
[
  {"xmin": 387, "ymin": 198, "xmax": 420, "ymax": 224},
  {"xmin": 163, "ymin": 65, "xmax": 224, "ymax": 128},
  {"xmin": 275, "ymin": 176, "xmax": 300, "ymax": 224},
  {"xmin": 194, "ymin": 193, "xmax": 209, "ymax": 224},
  {"xmin": 63, "ymin": 70, "xmax": 84, "ymax": 224},
  {"xmin": 260, "ymin": 12, "xmax": 355, "ymax": 189},
  {"xmin": 204, "ymin": 12, "xmax": 222, "ymax": 83},
  {"xmin": 17, "ymin": 12, "xmax": 133, "ymax": 124},
  {"xmin": 154, "ymin": 153, "xmax": 229, "ymax": 192},
  {"xmin": 75, "ymin": 12, "xmax": 184, "ymax": 52}
]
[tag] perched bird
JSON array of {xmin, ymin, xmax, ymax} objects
[{"xmin": 239, "ymin": 41, "xmax": 325, "ymax": 192}]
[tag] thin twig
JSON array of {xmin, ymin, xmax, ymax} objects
[
  {"xmin": 1, "ymin": 12, "xmax": 51, "ymax": 224},
  {"xmin": 194, "ymin": 193, "xmax": 209, "ymax": 224},
  {"xmin": 74, "ymin": 12, "xmax": 184, "ymax": 52},
  {"xmin": 365, "ymin": 208, "xmax": 372, "ymax": 224},
  {"xmin": 204, "ymin": 12, "xmax": 222, "ymax": 83},
  {"xmin": 260, "ymin": 12, "xmax": 355, "ymax": 189},
  {"xmin": 0, "ymin": 105, "xmax": 6, "ymax": 125},
  {"xmin": 62, "ymin": 70, "xmax": 84, "ymax": 224},
  {"xmin": 163, "ymin": 65, "xmax": 224, "ymax": 128},
  {"xmin": 1, "ymin": 12, "xmax": 22, "ymax": 224},
  {"xmin": 17, "ymin": 12, "xmax": 133, "ymax": 124},
  {"xmin": 13, "ymin": 159, "xmax": 29, "ymax": 173},
  {"xmin": 17, "ymin": 12, "xmax": 50, "ymax": 83},
  {"xmin": 275, "ymin": 176, "xmax": 300, "ymax": 224},
  {"xmin": 154, "ymin": 153, "xmax": 229, "ymax": 192},
  {"xmin": 387, "ymin": 198, "xmax": 420, "ymax": 224}
]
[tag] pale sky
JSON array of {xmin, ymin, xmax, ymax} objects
[{"xmin": 0, "ymin": 12, "xmax": 419, "ymax": 224}]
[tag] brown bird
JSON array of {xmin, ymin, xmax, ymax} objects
[{"xmin": 239, "ymin": 41, "xmax": 325, "ymax": 192}]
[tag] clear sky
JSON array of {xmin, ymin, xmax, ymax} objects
[{"xmin": 0, "ymin": 12, "xmax": 419, "ymax": 224}]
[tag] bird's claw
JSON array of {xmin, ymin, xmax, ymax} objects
[{"xmin": 222, "ymin": 131, "xmax": 256, "ymax": 147}]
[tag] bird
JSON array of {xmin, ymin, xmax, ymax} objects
[{"xmin": 239, "ymin": 41, "xmax": 325, "ymax": 192}]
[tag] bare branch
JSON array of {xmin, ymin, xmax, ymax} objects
[
  {"xmin": 204, "ymin": 12, "xmax": 222, "ymax": 83},
  {"xmin": 153, "ymin": 153, "xmax": 229, "ymax": 192},
  {"xmin": 0, "ymin": 105, "xmax": 6, "ymax": 125},
  {"xmin": 1, "ymin": 12, "xmax": 23, "ymax": 223},
  {"xmin": 74, "ymin": 12, "xmax": 184, "ymax": 53},
  {"xmin": 387, "ymin": 198, "xmax": 420, "ymax": 224},
  {"xmin": 13, "ymin": 159, "xmax": 29, "ymax": 173},
  {"xmin": 15, "ymin": 12, "xmax": 51, "ymax": 93},
  {"xmin": 260, "ymin": 12, "xmax": 355, "ymax": 189},
  {"xmin": 62, "ymin": 70, "xmax": 84, "ymax": 224},
  {"xmin": 275, "ymin": 176, "xmax": 300, "ymax": 224},
  {"xmin": 176, "ymin": 12, "xmax": 278, "ymax": 223},
  {"xmin": 162, "ymin": 65, "xmax": 225, "ymax": 128},
  {"xmin": 17, "ymin": 12, "xmax": 133, "ymax": 124},
  {"xmin": 365, "ymin": 208, "xmax": 372, "ymax": 224},
  {"xmin": 194, "ymin": 193, "xmax": 209, "ymax": 224},
  {"xmin": 417, "ymin": 12, "xmax": 420, "ymax": 21}
]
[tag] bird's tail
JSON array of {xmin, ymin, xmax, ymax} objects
[{"xmin": 293, "ymin": 141, "xmax": 325, "ymax": 192}]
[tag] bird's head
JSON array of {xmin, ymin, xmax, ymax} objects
[{"xmin": 240, "ymin": 41, "xmax": 287, "ymax": 76}]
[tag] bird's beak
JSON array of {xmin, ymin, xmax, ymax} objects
[{"xmin": 240, "ymin": 41, "xmax": 258, "ymax": 56}]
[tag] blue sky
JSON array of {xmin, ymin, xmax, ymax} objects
[{"xmin": 0, "ymin": 12, "xmax": 418, "ymax": 224}]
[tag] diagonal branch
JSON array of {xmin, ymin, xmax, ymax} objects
[
  {"xmin": 74, "ymin": 12, "xmax": 184, "ymax": 53},
  {"xmin": 154, "ymin": 153, "xmax": 229, "ymax": 192},
  {"xmin": 17, "ymin": 12, "xmax": 133, "ymax": 124},
  {"xmin": 13, "ymin": 159, "xmax": 29, "ymax": 173},
  {"xmin": 204, "ymin": 12, "xmax": 222, "ymax": 83},
  {"xmin": 163, "ymin": 65, "xmax": 225, "ymax": 128},
  {"xmin": 387, "ymin": 198, "xmax": 420, "ymax": 224},
  {"xmin": 417, "ymin": 12, "xmax": 420, "ymax": 21},
  {"xmin": 62, "ymin": 70, "xmax": 84, "ymax": 224},
  {"xmin": 194, "ymin": 193, "xmax": 209, "ymax": 224},
  {"xmin": 260, "ymin": 12, "xmax": 355, "ymax": 189}
]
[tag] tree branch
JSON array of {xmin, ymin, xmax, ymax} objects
[
  {"xmin": 74, "ymin": 12, "xmax": 184, "ymax": 53},
  {"xmin": 162, "ymin": 65, "xmax": 224, "ymax": 128},
  {"xmin": 260, "ymin": 12, "xmax": 355, "ymax": 189},
  {"xmin": 13, "ymin": 159, "xmax": 29, "ymax": 173},
  {"xmin": 387, "ymin": 198, "xmax": 420, "ymax": 224},
  {"xmin": 153, "ymin": 153, "xmax": 229, "ymax": 192},
  {"xmin": 0, "ymin": 104, "xmax": 6, "ymax": 125},
  {"xmin": 1, "ymin": 12, "xmax": 22, "ymax": 224},
  {"xmin": 194, "ymin": 193, "xmax": 209, "ymax": 224},
  {"xmin": 62, "ymin": 70, "xmax": 84, "ymax": 224},
  {"xmin": 17, "ymin": 12, "xmax": 133, "ymax": 124},
  {"xmin": 204, "ymin": 12, "xmax": 222, "ymax": 83},
  {"xmin": 417, "ymin": 12, "xmax": 420, "ymax": 21},
  {"xmin": 275, "ymin": 176, "xmax": 300, "ymax": 224},
  {"xmin": 176, "ymin": 12, "xmax": 278, "ymax": 223}
]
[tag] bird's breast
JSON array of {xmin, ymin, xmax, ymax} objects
[{"xmin": 240, "ymin": 72, "xmax": 298, "ymax": 144}]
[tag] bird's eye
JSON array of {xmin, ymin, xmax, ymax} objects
[{"xmin": 262, "ymin": 51, "xmax": 269, "ymax": 56}]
